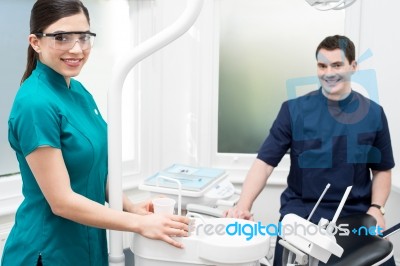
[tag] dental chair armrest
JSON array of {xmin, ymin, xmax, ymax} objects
[{"xmin": 321, "ymin": 213, "xmax": 393, "ymax": 266}]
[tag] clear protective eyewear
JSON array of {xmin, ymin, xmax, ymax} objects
[{"xmin": 35, "ymin": 31, "xmax": 96, "ymax": 51}]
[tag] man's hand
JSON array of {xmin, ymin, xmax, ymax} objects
[
  {"xmin": 223, "ymin": 206, "xmax": 253, "ymax": 220},
  {"xmin": 367, "ymin": 206, "xmax": 386, "ymax": 231}
]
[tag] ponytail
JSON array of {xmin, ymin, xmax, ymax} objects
[{"xmin": 20, "ymin": 45, "xmax": 37, "ymax": 84}]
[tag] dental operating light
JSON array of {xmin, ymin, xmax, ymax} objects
[{"xmin": 306, "ymin": 0, "xmax": 357, "ymax": 11}]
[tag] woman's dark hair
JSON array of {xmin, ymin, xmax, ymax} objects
[
  {"xmin": 315, "ymin": 35, "xmax": 356, "ymax": 64},
  {"xmin": 21, "ymin": 0, "xmax": 90, "ymax": 84}
]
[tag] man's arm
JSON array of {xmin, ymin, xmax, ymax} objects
[
  {"xmin": 367, "ymin": 169, "xmax": 392, "ymax": 230},
  {"xmin": 224, "ymin": 158, "xmax": 274, "ymax": 219}
]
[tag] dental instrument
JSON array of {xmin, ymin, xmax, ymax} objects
[
  {"xmin": 279, "ymin": 185, "xmax": 349, "ymax": 264},
  {"xmin": 279, "ymin": 184, "xmax": 398, "ymax": 265}
]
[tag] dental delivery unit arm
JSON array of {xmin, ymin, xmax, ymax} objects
[
  {"xmin": 107, "ymin": 1, "xmax": 204, "ymax": 265},
  {"xmin": 279, "ymin": 185, "xmax": 352, "ymax": 264}
]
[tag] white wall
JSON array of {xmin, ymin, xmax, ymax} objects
[
  {"xmin": 0, "ymin": 0, "xmax": 31, "ymax": 176},
  {"xmin": 359, "ymin": 1, "xmax": 400, "ymax": 191}
]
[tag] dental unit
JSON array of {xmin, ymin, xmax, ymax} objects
[{"xmin": 132, "ymin": 173, "xmax": 270, "ymax": 266}]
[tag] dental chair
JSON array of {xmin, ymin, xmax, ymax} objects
[
  {"xmin": 280, "ymin": 213, "xmax": 396, "ymax": 266},
  {"xmin": 278, "ymin": 185, "xmax": 397, "ymax": 266},
  {"xmin": 321, "ymin": 213, "xmax": 394, "ymax": 266}
]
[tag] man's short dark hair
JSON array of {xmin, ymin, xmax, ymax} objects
[{"xmin": 316, "ymin": 35, "xmax": 356, "ymax": 63}]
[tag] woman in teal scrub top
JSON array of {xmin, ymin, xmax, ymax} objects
[{"xmin": 2, "ymin": 1, "xmax": 189, "ymax": 265}]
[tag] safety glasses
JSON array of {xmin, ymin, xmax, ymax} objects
[{"xmin": 35, "ymin": 31, "xmax": 96, "ymax": 51}]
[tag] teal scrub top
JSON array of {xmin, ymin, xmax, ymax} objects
[{"xmin": 2, "ymin": 61, "xmax": 108, "ymax": 266}]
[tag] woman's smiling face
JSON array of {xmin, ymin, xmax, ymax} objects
[
  {"xmin": 317, "ymin": 48, "xmax": 357, "ymax": 100},
  {"xmin": 30, "ymin": 12, "xmax": 91, "ymax": 86}
]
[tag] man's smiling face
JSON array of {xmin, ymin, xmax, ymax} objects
[{"xmin": 317, "ymin": 48, "xmax": 357, "ymax": 100}]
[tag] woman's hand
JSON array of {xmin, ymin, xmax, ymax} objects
[
  {"xmin": 122, "ymin": 192, "xmax": 156, "ymax": 215},
  {"xmin": 128, "ymin": 199, "xmax": 154, "ymax": 215},
  {"xmin": 137, "ymin": 214, "xmax": 190, "ymax": 248}
]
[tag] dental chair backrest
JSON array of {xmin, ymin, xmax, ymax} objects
[
  {"xmin": 279, "ymin": 183, "xmax": 398, "ymax": 266},
  {"xmin": 320, "ymin": 213, "xmax": 394, "ymax": 266}
]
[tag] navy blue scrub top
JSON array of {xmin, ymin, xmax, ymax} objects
[
  {"xmin": 2, "ymin": 61, "xmax": 108, "ymax": 266},
  {"xmin": 257, "ymin": 88, "xmax": 395, "ymax": 223}
]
